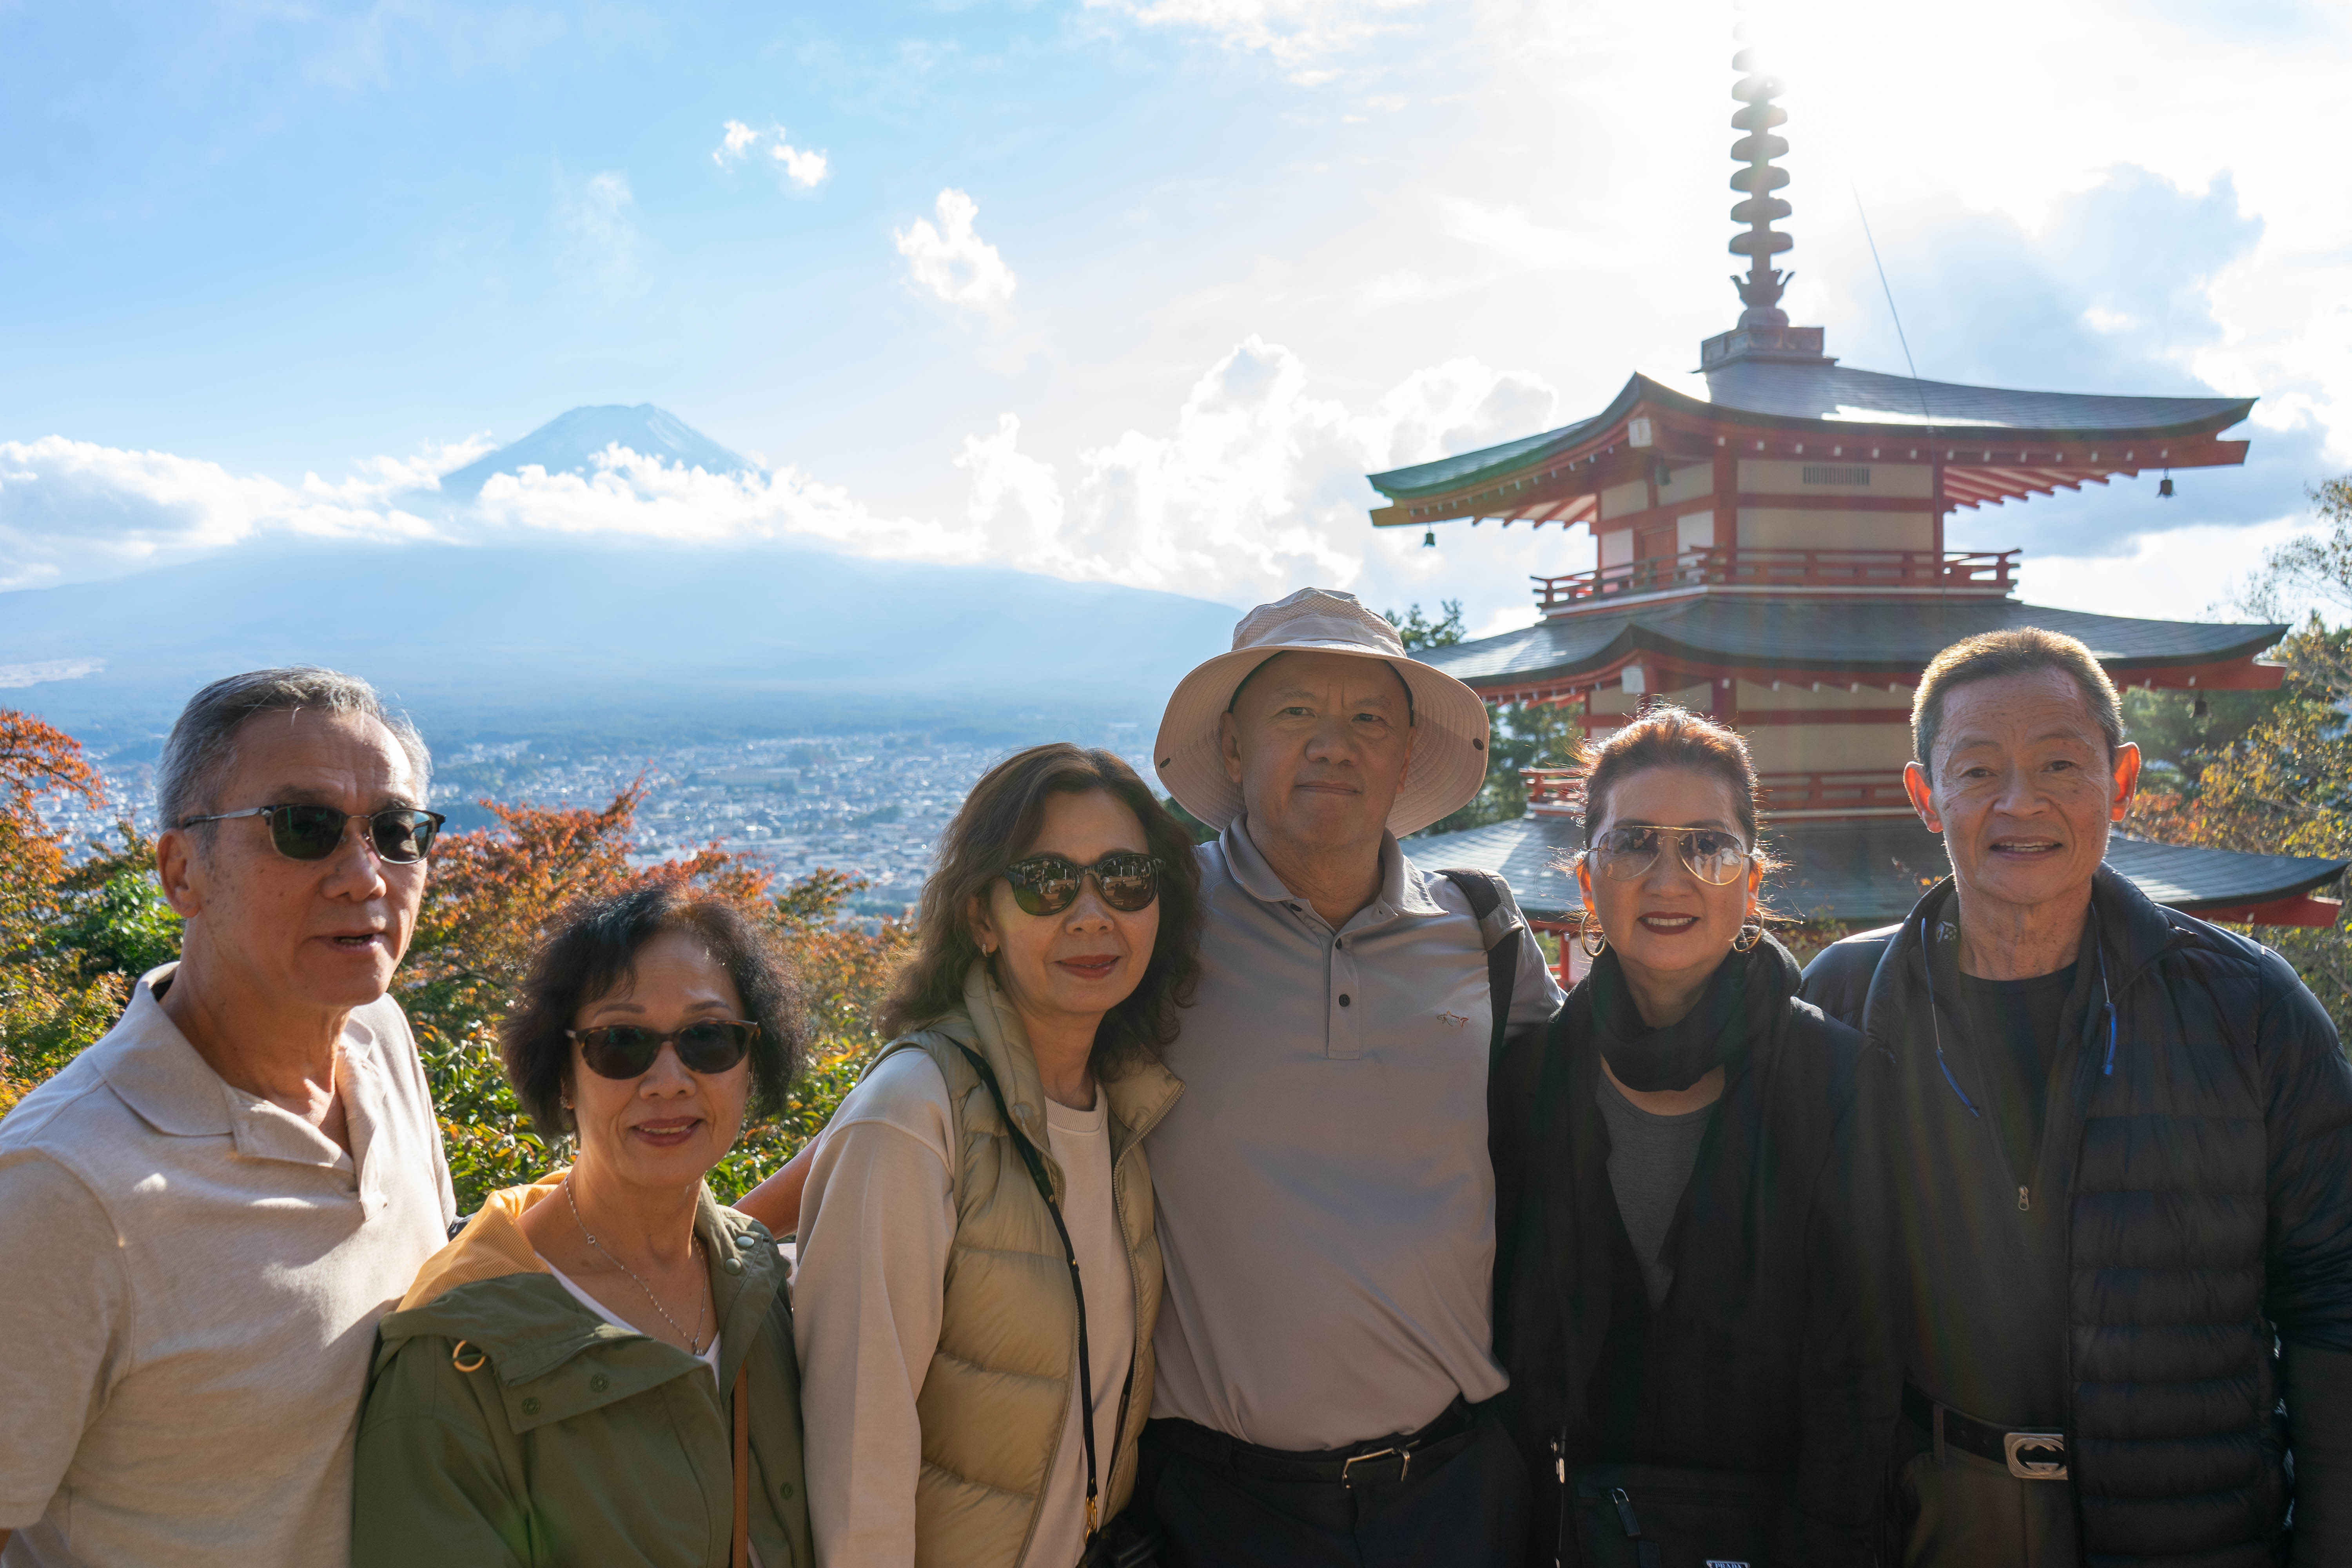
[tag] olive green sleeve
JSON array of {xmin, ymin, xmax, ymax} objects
[{"xmin": 352, "ymin": 1338, "xmax": 537, "ymax": 1568}]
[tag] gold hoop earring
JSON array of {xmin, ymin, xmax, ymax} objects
[
  {"xmin": 1732, "ymin": 916, "xmax": 1764, "ymax": 953},
  {"xmin": 1579, "ymin": 908, "xmax": 1608, "ymax": 958}
]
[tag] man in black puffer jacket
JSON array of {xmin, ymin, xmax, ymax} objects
[{"xmin": 1803, "ymin": 628, "xmax": 2352, "ymax": 1568}]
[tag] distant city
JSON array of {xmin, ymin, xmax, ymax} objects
[{"xmin": 56, "ymin": 727, "xmax": 1158, "ymax": 917}]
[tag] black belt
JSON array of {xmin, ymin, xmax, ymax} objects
[
  {"xmin": 1145, "ymin": 1397, "xmax": 1479, "ymax": 1488},
  {"xmin": 1903, "ymin": 1383, "xmax": 2067, "ymax": 1481}
]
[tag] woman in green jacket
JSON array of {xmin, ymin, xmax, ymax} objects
[{"xmin": 353, "ymin": 882, "xmax": 814, "ymax": 1568}]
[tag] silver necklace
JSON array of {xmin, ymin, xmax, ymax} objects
[{"xmin": 563, "ymin": 1172, "xmax": 710, "ymax": 1354}]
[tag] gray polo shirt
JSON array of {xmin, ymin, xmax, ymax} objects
[{"xmin": 1146, "ymin": 818, "xmax": 1565, "ymax": 1451}]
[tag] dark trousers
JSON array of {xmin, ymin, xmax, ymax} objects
[{"xmin": 1141, "ymin": 1407, "xmax": 1530, "ymax": 1568}]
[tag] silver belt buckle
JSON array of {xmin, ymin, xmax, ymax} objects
[
  {"xmin": 2004, "ymin": 1431, "xmax": 2067, "ymax": 1481},
  {"xmin": 1340, "ymin": 1445, "xmax": 1408, "ymax": 1488}
]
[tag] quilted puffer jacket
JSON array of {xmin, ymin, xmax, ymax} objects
[{"xmin": 1803, "ymin": 867, "xmax": 2352, "ymax": 1566}]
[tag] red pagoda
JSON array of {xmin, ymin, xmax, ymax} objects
[{"xmin": 1369, "ymin": 49, "xmax": 2346, "ymax": 938}]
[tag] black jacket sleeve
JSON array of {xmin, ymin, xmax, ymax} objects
[
  {"xmin": 1794, "ymin": 1024, "xmax": 1902, "ymax": 1567},
  {"xmin": 2253, "ymin": 949, "xmax": 2352, "ymax": 1565},
  {"xmin": 1798, "ymin": 930, "xmax": 1897, "ymax": 1031}
]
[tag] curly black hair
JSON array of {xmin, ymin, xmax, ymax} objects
[
  {"xmin": 499, "ymin": 882, "xmax": 806, "ymax": 1141},
  {"xmin": 878, "ymin": 744, "xmax": 1201, "ymax": 1080}
]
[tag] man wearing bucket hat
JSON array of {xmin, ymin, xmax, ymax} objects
[{"xmin": 1136, "ymin": 586, "xmax": 1563, "ymax": 1566}]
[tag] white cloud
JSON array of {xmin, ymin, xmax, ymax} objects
[
  {"xmin": 894, "ymin": 189, "xmax": 1016, "ymax": 317},
  {"xmin": 945, "ymin": 337, "xmax": 1565, "ymax": 608},
  {"xmin": 1084, "ymin": 0, "xmax": 1427, "ymax": 72},
  {"xmin": 0, "ymin": 434, "xmax": 477, "ymax": 591},
  {"xmin": 560, "ymin": 171, "xmax": 642, "ymax": 306},
  {"xmin": 712, "ymin": 119, "xmax": 759, "ymax": 164},
  {"xmin": 712, "ymin": 121, "xmax": 830, "ymax": 190},
  {"xmin": 0, "ymin": 341, "xmax": 1564, "ymax": 622},
  {"xmin": 772, "ymin": 142, "xmax": 828, "ymax": 189}
]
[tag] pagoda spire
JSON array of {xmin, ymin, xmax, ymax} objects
[{"xmin": 1728, "ymin": 44, "xmax": 1792, "ymax": 327}]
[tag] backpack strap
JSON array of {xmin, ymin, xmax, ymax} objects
[{"xmin": 1436, "ymin": 867, "xmax": 1525, "ymax": 1069}]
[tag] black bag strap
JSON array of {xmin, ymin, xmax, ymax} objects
[
  {"xmin": 1437, "ymin": 867, "xmax": 1524, "ymax": 1069},
  {"xmin": 951, "ymin": 1043, "xmax": 1136, "ymax": 1545}
]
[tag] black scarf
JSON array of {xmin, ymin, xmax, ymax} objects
[{"xmin": 1586, "ymin": 936, "xmax": 1802, "ymax": 1093}]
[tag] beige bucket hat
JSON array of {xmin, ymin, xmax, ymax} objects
[{"xmin": 1153, "ymin": 586, "xmax": 1493, "ymax": 837}]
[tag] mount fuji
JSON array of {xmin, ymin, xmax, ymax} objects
[
  {"xmin": 424, "ymin": 404, "xmax": 762, "ymax": 504},
  {"xmin": 1, "ymin": 407, "xmax": 1242, "ymax": 747}
]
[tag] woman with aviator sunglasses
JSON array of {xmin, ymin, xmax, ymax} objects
[
  {"xmin": 787, "ymin": 743, "xmax": 1201, "ymax": 1568},
  {"xmin": 1488, "ymin": 707, "xmax": 1896, "ymax": 1567},
  {"xmin": 353, "ymin": 882, "xmax": 815, "ymax": 1568}
]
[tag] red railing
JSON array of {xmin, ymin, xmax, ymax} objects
[
  {"xmin": 1522, "ymin": 768, "xmax": 1586, "ymax": 817},
  {"xmin": 1533, "ymin": 547, "xmax": 2018, "ymax": 610},
  {"xmin": 1756, "ymin": 771, "xmax": 1915, "ymax": 815},
  {"xmin": 1524, "ymin": 766, "xmax": 1909, "ymax": 818}
]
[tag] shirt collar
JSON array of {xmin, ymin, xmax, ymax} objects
[
  {"xmin": 101, "ymin": 962, "xmax": 380, "ymax": 1171},
  {"xmin": 99, "ymin": 965, "xmax": 240, "ymax": 1139},
  {"xmin": 1220, "ymin": 817, "xmax": 1445, "ymax": 926}
]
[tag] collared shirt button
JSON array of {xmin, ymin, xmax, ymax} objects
[
  {"xmin": 521, "ymin": 1396, "xmax": 541, "ymax": 1416},
  {"xmin": 723, "ymin": 1256, "xmax": 744, "ymax": 1276},
  {"xmin": 589, "ymin": 1373, "xmax": 610, "ymax": 1393},
  {"xmin": 1339, "ymin": 994, "xmax": 1352, "ymax": 1007}
]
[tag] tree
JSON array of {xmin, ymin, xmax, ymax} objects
[
  {"xmin": 397, "ymin": 782, "xmax": 909, "ymax": 1210},
  {"xmin": 0, "ymin": 712, "xmax": 136, "ymax": 1113},
  {"xmin": 1383, "ymin": 600, "xmax": 1466, "ymax": 651},
  {"xmin": 2131, "ymin": 476, "xmax": 2352, "ymax": 1042},
  {"xmin": 0, "ymin": 737, "xmax": 913, "ymax": 1206},
  {"xmin": 1420, "ymin": 699, "xmax": 1584, "ymax": 836}
]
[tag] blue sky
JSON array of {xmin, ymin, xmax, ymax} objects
[{"xmin": 3, "ymin": 0, "xmax": 2348, "ymax": 634}]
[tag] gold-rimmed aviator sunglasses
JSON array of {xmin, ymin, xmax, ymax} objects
[{"xmin": 1583, "ymin": 824, "xmax": 1753, "ymax": 886}]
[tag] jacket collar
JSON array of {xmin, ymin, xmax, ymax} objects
[
  {"xmin": 946, "ymin": 961, "xmax": 1185, "ymax": 1178},
  {"xmin": 386, "ymin": 1171, "xmax": 784, "ymax": 1404},
  {"xmin": 1870, "ymin": 863, "xmax": 2185, "ymax": 1036}
]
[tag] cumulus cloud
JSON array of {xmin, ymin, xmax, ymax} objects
[
  {"xmin": 949, "ymin": 336, "xmax": 1564, "ymax": 607},
  {"xmin": 712, "ymin": 121, "xmax": 829, "ymax": 190},
  {"xmin": 713, "ymin": 120, "xmax": 759, "ymax": 163},
  {"xmin": 0, "ymin": 434, "xmax": 483, "ymax": 591},
  {"xmin": 0, "ymin": 341, "xmax": 1565, "ymax": 621},
  {"xmin": 894, "ymin": 189, "xmax": 1016, "ymax": 317}
]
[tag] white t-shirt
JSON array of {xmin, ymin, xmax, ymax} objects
[
  {"xmin": 0, "ymin": 967, "xmax": 456, "ymax": 1568},
  {"xmin": 794, "ymin": 1048, "xmax": 1135, "ymax": 1568},
  {"xmin": 543, "ymin": 1258, "xmax": 725, "ymax": 1389}
]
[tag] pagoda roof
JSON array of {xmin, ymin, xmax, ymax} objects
[
  {"xmin": 1421, "ymin": 596, "xmax": 2286, "ymax": 696},
  {"xmin": 1409, "ymin": 812, "xmax": 2346, "ymax": 927},
  {"xmin": 1367, "ymin": 363, "xmax": 2254, "ymax": 523},
  {"xmin": 1371, "ymin": 366, "xmax": 2252, "ymax": 502}
]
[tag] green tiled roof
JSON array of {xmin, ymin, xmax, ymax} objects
[{"xmin": 1367, "ymin": 365, "xmax": 2254, "ymax": 502}]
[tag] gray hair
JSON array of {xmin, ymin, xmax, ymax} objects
[
  {"xmin": 157, "ymin": 667, "xmax": 432, "ymax": 830},
  {"xmin": 1912, "ymin": 627, "xmax": 2124, "ymax": 772}
]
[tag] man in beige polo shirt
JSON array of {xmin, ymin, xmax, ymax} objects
[{"xmin": 0, "ymin": 668, "xmax": 456, "ymax": 1568}]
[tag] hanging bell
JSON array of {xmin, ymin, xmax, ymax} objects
[
  {"xmin": 2158, "ymin": 474, "xmax": 2175, "ymax": 499},
  {"xmin": 1423, "ymin": 529, "xmax": 1437, "ymax": 548}
]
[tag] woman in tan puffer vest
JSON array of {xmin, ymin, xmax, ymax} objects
[{"xmin": 786, "ymin": 744, "xmax": 1202, "ymax": 1568}]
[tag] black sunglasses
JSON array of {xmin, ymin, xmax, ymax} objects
[
  {"xmin": 1000, "ymin": 852, "xmax": 1164, "ymax": 916},
  {"xmin": 180, "ymin": 804, "xmax": 448, "ymax": 864},
  {"xmin": 566, "ymin": 1020, "xmax": 760, "ymax": 1080}
]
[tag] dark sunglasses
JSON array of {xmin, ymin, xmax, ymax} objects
[
  {"xmin": 1585, "ymin": 824, "xmax": 1752, "ymax": 886},
  {"xmin": 180, "ymin": 804, "xmax": 448, "ymax": 864},
  {"xmin": 566, "ymin": 1020, "xmax": 760, "ymax": 1080},
  {"xmin": 1000, "ymin": 852, "xmax": 1164, "ymax": 916}
]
